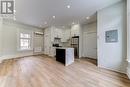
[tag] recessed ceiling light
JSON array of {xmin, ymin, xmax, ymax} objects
[
  {"xmin": 14, "ymin": 10, "xmax": 16, "ymax": 13},
  {"xmin": 67, "ymin": 5, "xmax": 71, "ymax": 8},
  {"xmin": 72, "ymin": 22, "xmax": 75, "ymax": 25},
  {"xmin": 86, "ymin": 16, "xmax": 90, "ymax": 20},
  {"xmin": 44, "ymin": 22, "xmax": 47, "ymax": 24},
  {"xmin": 53, "ymin": 16, "xmax": 56, "ymax": 19}
]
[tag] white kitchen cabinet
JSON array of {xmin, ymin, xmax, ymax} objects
[
  {"xmin": 71, "ymin": 24, "xmax": 80, "ymax": 37},
  {"xmin": 51, "ymin": 27, "xmax": 71, "ymax": 42},
  {"xmin": 53, "ymin": 28, "xmax": 63, "ymax": 38},
  {"xmin": 61, "ymin": 29, "xmax": 71, "ymax": 42},
  {"xmin": 44, "ymin": 26, "xmax": 71, "ymax": 57},
  {"xmin": 57, "ymin": 29, "xmax": 63, "ymax": 38}
]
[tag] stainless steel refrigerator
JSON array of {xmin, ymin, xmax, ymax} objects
[{"xmin": 71, "ymin": 36, "xmax": 79, "ymax": 58}]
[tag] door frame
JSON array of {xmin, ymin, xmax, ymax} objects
[{"xmin": 82, "ymin": 31, "xmax": 97, "ymax": 59}]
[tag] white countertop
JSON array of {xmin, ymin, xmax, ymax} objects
[{"xmin": 56, "ymin": 47, "xmax": 74, "ymax": 49}]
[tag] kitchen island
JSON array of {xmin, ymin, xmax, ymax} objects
[{"xmin": 56, "ymin": 48, "xmax": 74, "ymax": 66}]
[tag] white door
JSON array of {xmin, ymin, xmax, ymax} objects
[{"xmin": 83, "ymin": 32, "xmax": 97, "ymax": 59}]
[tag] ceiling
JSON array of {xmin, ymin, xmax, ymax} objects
[{"xmin": 15, "ymin": 0, "xmax": 121, "ymax": 28}]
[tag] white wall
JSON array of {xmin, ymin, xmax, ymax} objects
[
  {"xmin": 0, "ymin": 19, "xmax": 3, "ymax": 57},
  {"xmin": 82, "ymin": 22, "xmax": 97, "ymax": 33},
  {"xmin": 127, "ymin": 0, "xmax": 130, "ymax": 78},
  {"xmin": 97, "ymin": 1, "xmax": 127, "ymax": 73},
  {"xmin": 0, "ymin": 19, "xmax": 43, "ymax": 62},
  {"xmin": 82, "ymin": 22, "xmax": 97, "ymax": 59}
]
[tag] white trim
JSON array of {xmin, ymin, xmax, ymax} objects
[
  {"xmin": 98, "ymin": 64, "xmax": 126, "ymax": 74},
  {"xmin": 0, "ymin": 52, "xmax": 33, "ymax": 63},
  {"xmin": 0, "ymin": 53, "xmax": 45, "ymax": 63}
]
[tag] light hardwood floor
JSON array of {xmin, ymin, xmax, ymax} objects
[{"xmin": 0, "ymin": 55, "xmax": 130, "ymax": 87}]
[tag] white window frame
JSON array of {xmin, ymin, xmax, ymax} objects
[{"xmin": 17, "ymin": 30, "xmax": 33, "ymax": 51}]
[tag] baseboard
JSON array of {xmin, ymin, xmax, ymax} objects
[
  {"xmin": 98, "ymin": 64, "xmax": 126, "ymax": 74},
  {"xmin": 0, "ymin": 52, "xmax": 33, "ymax": 63},
  {"xmin": 82, "ymin": 56, "xmax": 97, "ymax": 60},
  {"xmin": 33, "ymin": 52, "xmax": 44, "ymax": 55},
  {"xmin": 0, "ymin": 52, "xmax": 47, "ymax": 63}
]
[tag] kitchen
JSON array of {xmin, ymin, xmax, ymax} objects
[{"xmin": 44, "ymin": 25, "xmax": 81, "ymax": 66}]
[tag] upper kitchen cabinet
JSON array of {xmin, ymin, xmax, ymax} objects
[
  {"xmin": 50, "ymin": 27, "xmax": 71, "ymax": 42},
  {"xmin": 54, "ymin": 28, "xmax": 63, "ymax": 38},
  {"xmin": 51, "ymin": 27, "xmax": 63, "ymax": 42},
  {"xmin": 61, "ymin": 29, "xmax": 71, "ymax": 42},
  {"xmin": 71, "ymin": 24, "xmax": 81, "ymax": 37}
]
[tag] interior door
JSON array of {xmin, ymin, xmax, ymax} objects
[{"xmin": 83, "ymin": 32, "xmax": 97, "ymax": 59}]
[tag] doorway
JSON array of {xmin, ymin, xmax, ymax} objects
[{"xmin": 83, "ymin": 32, "xmax": 97, "ymax": 59}]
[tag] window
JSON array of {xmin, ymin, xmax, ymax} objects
[{"xmin": 19, "ymin": 33, "xmax": 32, "ymax": 50}]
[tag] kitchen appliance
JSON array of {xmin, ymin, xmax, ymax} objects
[{"xmin": 71, "ymin": 36, "xmax": 79, "ymax": 58}]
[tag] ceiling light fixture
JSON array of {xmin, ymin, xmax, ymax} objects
[
  {"xmin": 53, "ymin": 16, "xmax": 56, "ymax": 19},
  {"xmin": 67, "ymin": 5, "xmax": 71, "ymax": 8},
  {"xmin": 14, "ymin": 10, "xmax": 16, "ymax": 13},
  {"xmin": 44, "ymin": 22, "xmax": 47, "ymax": 24},
  {"xmin": 86, "ymin": 16, "xmax": 90, "ymax": 20}
]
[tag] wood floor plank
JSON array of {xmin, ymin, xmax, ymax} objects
[{"xmin": 0, "ymin": 55, "xmax": 129, "ymax": 87}]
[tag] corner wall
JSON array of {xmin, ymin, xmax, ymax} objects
[
  {"xmin": 0, "ymin": 19, "xmax": 43, "ymax": 62},
  {"xmin": 97, "ymin": 1, "xmax": 127, "ymax": 73}
]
